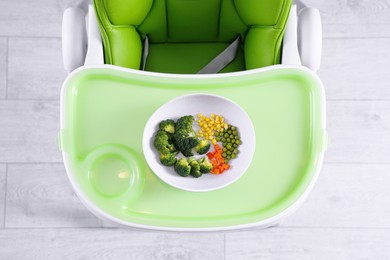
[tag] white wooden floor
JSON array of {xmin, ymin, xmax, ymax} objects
[{"xmin": 1, "ymin": 0, "xmax": 390, "ymax": 259}]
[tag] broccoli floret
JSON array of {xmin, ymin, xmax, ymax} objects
[
  {"xmin": 198, "ymin": 157, "xmax": 213, "ymax": 173},
  {"xmin": 154, "ymin": 130, "xmax": 176, "ymax": 154},
  {"xmin": 159, "ymin": 152, "xmax": 177, "ymax": 166},
  {"xmin": 176, "ymin": 115, "xmax": 195, "ymax": 131},
  {"xmin": 174, "ymin": 158, "xmax": 191, "ymax": 177},
  {"xmin": 159, "ymin": 119, "xmax": 176, "ymax": 134},
  {"xmin": 189, "ymin": 160, "xmax": 202, "ymax": 178},
  {"xmin": 187, "ymin": 157, "xmax": 196, "ymax": 164},
  {"xmin": 195, "ymin": 139, "xmax": 211, "ymax": 155},
  {"xmin": 173, "ymin": 116, "xmax": 199, "ymax": 156}
]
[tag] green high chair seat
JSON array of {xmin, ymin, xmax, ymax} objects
[
  {"xmin": 94, "ymin": 0, "xmax": 292, "ymax": 74},
  {"xmin": 60, "ymin": 0, "xmax": 327, "ymax": 230}
]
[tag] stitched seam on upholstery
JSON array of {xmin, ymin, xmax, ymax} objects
[
  {"xmin": 273, "ymin": 29, "xmax": 283, "ymax": 64},
  {"xmin": 251, "ymin": 25, "xmax": 280, "ymax": 29},
  {"xmin": 137, "ymin": 0, "xmax": 155, "ymax": 40},
  {"xmin": 110, "ymin": 25, "xmax": 132, "ymax": 29},
  {"xmin": 217, "ymin": 0, "xmax": 222, "ymax": 40},
  {"xmin": 94, "ymin": 0, "xmax": 112, "ymax": 64},
  {"xmin": 165, "ymin": 0, "xmax": 169, "ymax": 41},
  {"xmin": 231, "ymin": 0, "xmax": 247, "ymax": 27},
  {"xmin": 139, "ymin": 0, "xmax": 155, "ymax": 28},
  {"xmin": 101, "ymin": 0, "xmax": 113, "ymax": 27},
  {"xmin": 273, "ymin": 1, "xmax": 291, "ymax": 63},
  {"xmin": 274, "ymin": 0, "xmax": 288, "ymax": 28}
]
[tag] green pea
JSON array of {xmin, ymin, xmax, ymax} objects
[
  {"xmin": 224, "ymin": 133, "xmax": 229, "ymax": 138},
  {"xmin": 231, "ymin": 126, "xmax": 236, "ymax": 131},
  {"xmin": 236, "ymin": 140, "xmax": 241, "ymax": 145},
  {"xmin": 235, "ymin": 135, "xmax": 240, "ymax": 140},
  {"xmin": 222, "ymin": 152, "xmax": 227, "ymax": 157},
  {"xmin": 222, "ymin": 137, "xmax": 226, "ymax": 142},
  {"xmin": 227, "ymin": 138, "xmax": 231, "ymax": 142},
  {"xmin": 233, "ymin": 143, "xmax": 238, "ymax": 148},
  {"xmin": 227, "ymin": 151, "xmax": 231, "ymax": 155},
  {"xmin": 233, "ymin": 149, "xmax": 238, "ymax": 154},
  {"xmin": 228, "ymin": 130, "xmax": 232, "ymax": 134},
  {"xmin": 224, "ymin": 159, "xmax": 229, "ymax": 164},
  {"xmin": 231, "ymin": 154, "xmax": 236, "ymax": 158},
  {"xmin": 229, "ymin": 135, "xmax": 234, "ymax": 139},
  {"xmin": 227, "ymin": 144, "xmax": 232, "ymax": 149},
  {"xmin": 233, "ymin": 130, "xmax": 238, "ymax": 135}
]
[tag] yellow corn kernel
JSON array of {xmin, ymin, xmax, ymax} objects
[{"xmin": 196, "ymin": 114, "xmax": 228, "ymax": 141}]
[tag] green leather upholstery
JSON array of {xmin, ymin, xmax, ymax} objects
[{"xmin": 94, "ymin": 0, "xmax": 291, "ymax": 73}]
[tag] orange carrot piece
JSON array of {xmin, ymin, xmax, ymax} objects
[
  {"xmin": 208, "ymin": 144, "xmax": 231, "ymax": 174},
  {"xmin": 215, "ymin": 154, "xmax": 223, "ymax": 161},
  {"xmin": 211, "ymin": 169, "xmax": 220, "ymax": 174}
]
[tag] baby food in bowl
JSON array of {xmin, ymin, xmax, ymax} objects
[{"xmin": 143, "ymin": 94, "xmax": 256, "ymax": 192}]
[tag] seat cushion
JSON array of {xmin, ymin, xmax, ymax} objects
[
  {"xmin": 94, "ymin": 0, "xmax": 291, "ymax": 71},
  {"xmin": 145, "ymin": 43, "xmax": 245, "ymax": 74}
]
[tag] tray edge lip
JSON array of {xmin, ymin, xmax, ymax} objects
[{"xmin": 60, "ymin": 64, "xmax": 326, "ymax": 231}]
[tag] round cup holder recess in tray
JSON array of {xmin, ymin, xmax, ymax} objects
[{"xmin": 83, "ymin": 144, "xmax": 145, "ymax": 201}]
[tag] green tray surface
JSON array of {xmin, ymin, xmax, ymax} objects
[{"xmin": 61, "ymin": 66, "xmax": 325, "ymax": 228}]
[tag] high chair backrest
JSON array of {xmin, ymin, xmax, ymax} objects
[{"xmin": 94, "ymin": 0, "xmax": 292, "ymax": 71}]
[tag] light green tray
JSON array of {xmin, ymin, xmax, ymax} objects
[{"xmin": 59, "ymin": 65, "xmax": 327, "ymax": 230}]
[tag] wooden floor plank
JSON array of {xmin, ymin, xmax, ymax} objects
[
  {"xmin": 283, "ymin": 163, "xmax": 390, "ymax": 228},
  {"xmin": 0, "ymin": 38, "xmax": 6, "ymax": 99},
  {"xmin": 325, "ymin": 101, "xmax": 390, "ymax": 163},
  {"xmin": 0, "ymin": 100, "xmax": 62, "ymax": 163},
  {"xmin": 226, "ymin": 228, "xmax": 390, "ymax": 260},
  {"xmin": 302, "ymin": 0, "xmax": 390, "ymax": 38},
  {"xmin": 8, "ymin": 37, "xmax": 66, "ymax": 99},
  {"xmin": 0, "ymin": 228, "xmax": 224, "ymax": 260},
  {"xmin": 320, "ymin": 38, "xmax": 390, "ymax": 100},
  {"xmin": 0, "ymin": 0, "xmax": 87, "ymax": 38},
  {"xmin": 0, "ymin": 164, "xmax": 6, "ymax": 228},
  {"xmin": 5, "ymin": 164, "xmax": 101, "ymax": 228}
]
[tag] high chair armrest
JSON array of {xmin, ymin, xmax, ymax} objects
[
  {"xmin": 84, "ymin": 5, "xmax": 104, "ymax": 66},
  {"xmin": 298, "ymin": 7, "xmax": 322, "ymax": 72},
  {"xmin": 282, "ymin": 5, "xmax": 302, "ymax": 66},
  {"xmin": 62, "ymin": 7, "xmax": 87, "ymax": 73}
]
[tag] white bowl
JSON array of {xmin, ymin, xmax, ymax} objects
[{"xmin": 143, "ymin": 93, "xmax": 256, "ymax": 192}]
